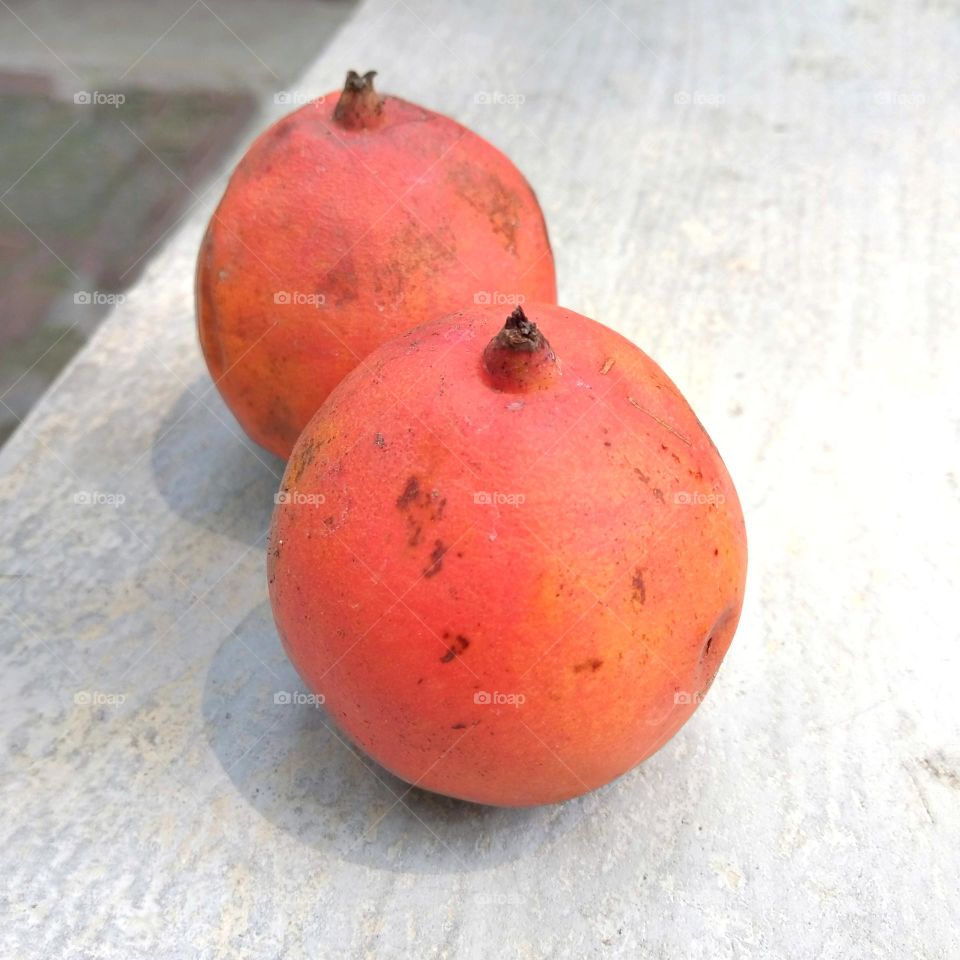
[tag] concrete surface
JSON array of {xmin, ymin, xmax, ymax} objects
[
  {"xmin": 1, "ymin": 0, "xmax": 356, "ymax": 447},
  {"xmin": 0, "ymin": 0, "xmax": 357, "ymax": 95},
  {"xmin": 1, "ymin": 0, "xmax": 959, "ymax": 957}
]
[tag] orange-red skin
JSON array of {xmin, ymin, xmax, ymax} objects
[
  {"xmin": 268, "ymin": 304, "xmax": 747, "ymax": 807},
  {"xmin": 196, "ymin": 90, "xmax": 557, "ymax": 459}
]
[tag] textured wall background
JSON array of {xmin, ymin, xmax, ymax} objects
[{"xmin": 1, "ymin": 0, "xmax": 958, "ymax": 957}]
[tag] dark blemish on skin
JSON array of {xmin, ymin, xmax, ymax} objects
[
  {"xmin": 573, "ymin": 658, "xmax": 603, "ymax": 673},
  {"xmin": 653, "ymin": 488, "xmax": 665, "ymax": 503},
  {"xmin": 451, "ymin": 723, "xmax": 467, "ymax": 729},
  {"xmin": 703, "ymin": 636, "xmax": 714, "ymax": 660},
  {"xmin": 714, "ymin": 548, "xmax": 719, "ymax": 556},
  {"xmin": 635, "ymin": 468, "xmax": 650, "ymax": 485},
  {"xmin": 604, "ymin": 441, "xmax": 612, "ymax": 448},
  {"xmin": 374, "ymin": 432, "xmax": 385, "ymax": 448},
  {"xmin": 397, "ymin": 476, "xmax": 420, "ymax": 509},
  {"xmin": 424, "ymin": 540, "xmax": 448, "ymax": 578},
  {"xmin": 600, "ymin": 357, "xmax": 616, "ymax": 374},
  {"xmin": 407, "ymin": 520, "xmax": 422, "ymax": 547},
  {"xmin": 690, "ymin": 468, "xmax": 703, "ymax": 480},
  {"xmin": 323, "ymin": 516, "xmax": 335, "ymax": 527},
  {"xmin": 440, "ymin": 634, "xmax": 470, "ymax": 662},
  {"xmin": 632, "ymin": 570, "xmax": 646, "ymax": 605}
]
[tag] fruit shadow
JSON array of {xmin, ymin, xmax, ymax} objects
[
  {"xmin": 151, "ymin": 377, "xmax": 284, "ymax": 546},
  {"xmin": 202, "ymin": 602, "xmax": 582, "ymax": 873}
]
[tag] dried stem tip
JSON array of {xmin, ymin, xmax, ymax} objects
[
  {"xmin": 333, "ymin": 69, "xmax": 385, "ymax": 129},
  {"xmin": 482, "ymin": 306, "xmax": 560, "ymax": 393}
]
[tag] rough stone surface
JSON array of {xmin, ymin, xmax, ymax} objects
[{"xmin": 2, "ymin": 1, "xmax": 958, "ymax": 957}]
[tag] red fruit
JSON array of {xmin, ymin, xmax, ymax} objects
[
  {"xmin": 196, "ymin": 70, "xmax": 557, "ymax": 459},
  {"xmin": 268, "ymin": 304, "xmax": 747, "ymax": 806}
]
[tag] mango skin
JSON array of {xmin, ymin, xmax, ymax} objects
[
  {"xmin": 267, "ymin": 304, "xmax": 747, "ymax": 807},
  {"xmin": 196, "ymin": 91, "xmax": 556, "ymax": 459}
]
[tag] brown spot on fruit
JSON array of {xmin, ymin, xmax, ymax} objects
[
  {"xmin": 424, "ymin": 540, "xmax": 448, "ymax": 578},
  {"xmin": 573, "ymin": 658, "xmax": 603, "ymax": 673},
  {"xmin": 397, "ymin": 476, "xmax": 420, "ymax": 509},
  {"xmin": 448, "ymin": 163, "xmax": 521, "ymax": 254},
  {"xmin": 440, "ymin": 634, "xmax": 470, "ymax": 662},
  {"xmin": 632, "ymin": 570, "xmax": 646, "ymax": 605},
  {"xmin": 374, "ymin": 432, "xmax": 386, "ymax": 448},
  {"xmin": 600, "ymin": 357, "xmax": 616, "ymax": 375}
]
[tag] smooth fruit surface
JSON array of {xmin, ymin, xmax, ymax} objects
[
  {"xmin": 197, "ymin": 72, "xmax": 556, "ymax": 459},
  {"xmin": 268, "ymin": 304, "xmax": 747, "ymax": 806}
]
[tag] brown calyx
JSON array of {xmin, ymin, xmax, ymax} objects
[
  {"xmin": 482, "ymin": 306, "xmax": 560, "ymax": 392},
  {"xmin": 333, "ymin": 70, "xmax": 385, "ymax": 130}
]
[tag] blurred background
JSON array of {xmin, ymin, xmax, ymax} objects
[{"xmin": 0, "ymin": 0, "xmax": 356, "ymax": 447}]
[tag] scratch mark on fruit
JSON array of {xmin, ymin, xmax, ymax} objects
[
  {"xmin": 632, "ymin": 569, "xmax": 646, "ymax": 605},
  {"xmin": 573, "ymin": 658, "xmax": 603, "ymax": 673},
  {"xmin": 440, "ymin": 633, "xmax": 470, "ymax": 662},
  {"xmin": 424, "ymin": 540, "xmax": 448, "ymax": 578},
  {"xmin": 627, "ymin": 396, "xmax": 692, "ymax": 446},
  {"xmin": 600, "ymin": 357, "xmax": 616, "ymax": 375},
  {"xmin": 290, "ymin": 437, "xmax": 318, "ymax": 482}
]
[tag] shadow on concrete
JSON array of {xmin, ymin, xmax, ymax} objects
[
  {"xmin": 151, "ymin": 376, "xmax": 284, "ymax": 546},
  {"xmin": 201, "ymin": 602, "xmax": 588, "ymax": 874}
]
